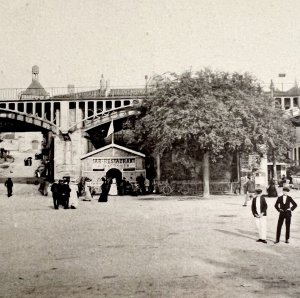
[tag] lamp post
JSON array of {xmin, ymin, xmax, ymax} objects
[{"xmin": 145, "ymin": 75, "xmax": 148, "ymax": 95}]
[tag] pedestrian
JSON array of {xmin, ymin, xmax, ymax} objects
[
  {"xmin": 267, "ymin": 180, "xmax": 278, "ymax": 197},
  {"xmin": 84, "ymin": 178, "xmax": 93, "ymax": 201},
  {"xmin": 50, "ymin": 180, "xmax": 59, "ymax": 209},
  {"xmin": 125, "ymin": 180, "xmax": 133, "ymax": 195},
  {"xmin": 108, "ymin": 178, "xmax": 118, "ymax": 196},
  {"xmin": 4, "ymin": 177, "xmax": 13, "ymax": 197},
  {"xmin": 145, "ymin": 178, "xmax": 150, "ymax": 194},
  {"xmin": 279, "ymin": 175, "xmax": 287, "ymax": 187},
  {"xmin": 119, "ymin": 177, "xmax": 126, "ymax": 196},
  {"xmin": 251, "ymin": 189, "xmax": 268, "ymax": 244},
  {"xmin": 243, "ymin": 175, "xmax": 255, "ymax": 206},
  {"xmin": 136, "ymin": 174, "xmax": 146, "ymax": 194},
  {"xmin": 274, "ymin": 187, "xmax": 297, "ymax": 244},
  {"xmin": 57, "ymin": 179, "xmax": 71, "ymax": 209},
  {"xmin": 98, "ymin": 177, "xmax": 108, "ymax": 202},
  {"xmin": 69, "ymin": 179, "xmax": 79, "ymax": 209}
]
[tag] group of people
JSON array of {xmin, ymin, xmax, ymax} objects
[
  {"xmin": 50, "ymin": 178, "xmax": 72, "ymax": 209},
  {"xmin": 244, "ymin": 175, "xmax": 298, "ymax": 244}
]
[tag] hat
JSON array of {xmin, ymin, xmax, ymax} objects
[{"xmin": 283, "ymin": 187, "xmax": 290, "ymax": 192}]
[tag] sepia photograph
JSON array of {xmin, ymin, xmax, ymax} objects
[{"xmin": 0, "ymin": 1, "xmax": 299, "ymax": 297}]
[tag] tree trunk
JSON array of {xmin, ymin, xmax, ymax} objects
[
  {"xmin": 272, "ymin": 152, "xmax": 277, "ymax": 184},
  {"xmin": 203, "ymin": 151, "xmax": 210, "ymax": 198},
  {"xmin": 156, "ymin": 153, "xmax": 161, "ymax": 181}
]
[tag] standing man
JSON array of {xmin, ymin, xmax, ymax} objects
[
  {"xmin": 251, "ymin": 189, "xmax": 268, "ymax": 244},
  {"xmin": 243, "ymin": 175, "xmax": 256, "ymax": 206},
  {"xmin": 50, "ymin": 180, "xmax": 59, "ymax": 209},
  {"xmin": 274, "ymin": 187, "xmax": 297, "ymax": 244},
  {"xmin": 4, "ymin": 177, "xmax": 13, "ymax": 197}
]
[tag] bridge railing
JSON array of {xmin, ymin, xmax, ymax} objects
[{"xmin": 0, "ymin": 86, "xmax": 155, "ymax": 101}]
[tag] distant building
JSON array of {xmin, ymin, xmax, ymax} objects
[{"xmin": 268, "ymin": 81, "xmax": 300, "ymax": 179}]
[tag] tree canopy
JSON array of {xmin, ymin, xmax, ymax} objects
[{"xmin": 131, "ymin": 69, "xmax": 295, "ymax": 196}]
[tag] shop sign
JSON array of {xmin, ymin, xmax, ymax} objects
[{"xmin": 92, "ymin": 157, "xmax": 136, "ymax": 170}]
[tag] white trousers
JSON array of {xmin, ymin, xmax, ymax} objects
[{"xmin": 255, "ymin": 216, "xmax": 267, "ymax": 240}]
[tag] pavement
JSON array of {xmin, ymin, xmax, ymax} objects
[{"xmin": 0, "ymin": 184, "xmax": 300, "ymax": 298}]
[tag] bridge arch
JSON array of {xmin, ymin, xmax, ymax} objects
[
  {"xmin": 0, "ymin": 108, "xmax": 60, "ymax": 134},
  {"xmin": 68, "ymin": 104, "xmax": 140, "ymax": 133}
]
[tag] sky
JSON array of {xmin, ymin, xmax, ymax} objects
[{"xmin": 0, "ymin": 0, "xmax": 300, "ymax": 91}]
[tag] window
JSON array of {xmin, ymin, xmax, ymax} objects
[{"xmin": 284, "ymin": 98, "xmax": 291, "ymax": 110}]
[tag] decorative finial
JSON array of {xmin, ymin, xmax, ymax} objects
[{"xmin": 32, "ymin": 65, "xmax": 39, "ymax": 81}]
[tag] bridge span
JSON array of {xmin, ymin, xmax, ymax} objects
[{"xmin": 0, "ymin": 86, "xmax": 152, "ymax": 180}]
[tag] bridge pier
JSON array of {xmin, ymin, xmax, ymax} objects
[{"xmin": 54, "ymin": 129, "xmax": 92, "ymax": 180}]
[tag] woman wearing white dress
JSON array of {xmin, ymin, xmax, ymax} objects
[
  {"xmin": 84, "ymin": 179, "xmax": 93, "ymax": 201},
  {"xmin": 69, "ymin": 180, "xmax": 79, "ymax": 209},
  {"xmin": 108, "ymin": 178, "xmax": 118, "ymax": 196}
]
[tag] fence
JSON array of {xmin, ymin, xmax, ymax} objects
[{"xmin": 157, "ymin": 180, "xmax": 240, "ymax": 195}]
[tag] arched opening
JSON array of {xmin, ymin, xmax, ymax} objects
[{"xmin": 106, "ymin": 168, "xmax": 122, "ymax": 194}]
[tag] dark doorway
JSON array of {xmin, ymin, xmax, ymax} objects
[{"xmin": 106, "ymin": 168, "xmax": 122, "ymax": 194}]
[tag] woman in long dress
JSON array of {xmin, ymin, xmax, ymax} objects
[
  {"xmin": 267, "ymin": 180, "xmax": 278, "ymax": 197},
  {"xmin": 99, "ymin": 178, "xmax": 108, "ymax": 202},
  {"xmin": 69, "ymin": 180, "xmax": 79, "ymax": 208},
  {"xmin": 84, "ymin": 178, "xmax": 93, "ymax": 201},
  {"xmin": 108, "ymin": 178, "xmax": 118, "ymax": 196}
]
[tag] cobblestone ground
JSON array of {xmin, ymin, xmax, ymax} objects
[{"xmin": 0, "ymin": 184, "xmax": 300, "ymax": 298}]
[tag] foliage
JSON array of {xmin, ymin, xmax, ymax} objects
[{"xmin": 130, "ymin": 69, "xmax": 295, "ymax": 180}]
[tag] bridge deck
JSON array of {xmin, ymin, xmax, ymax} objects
[{"xmin": 0, "ymin": 87, "xmax": 154, "ymax": 101}]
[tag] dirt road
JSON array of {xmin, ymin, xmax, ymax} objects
[{"xmin": 0, "ymin": 184, "xmax": 299, "ymax": 297}]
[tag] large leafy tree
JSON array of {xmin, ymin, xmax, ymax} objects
[{"xmin": 132, "ymin": 69, "xmax": 295, "ymax": 197}]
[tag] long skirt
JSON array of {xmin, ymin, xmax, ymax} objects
[
  {"xmin": 108, "ymin": 182, "xmax": 118, "ymax": 196},
  {"xmin": 99, "ymin": 190, "xmax": 108, "ymax": 202},
  {"xmin": 84, "ymin": 185, "xmax": 92, "ymax": 201}
]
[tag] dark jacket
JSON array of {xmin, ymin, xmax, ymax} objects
[
  {"xmin": 244, "ymin": 180, "xmax": 255, "ymax": 193},
  {"xmin": 275, "ymin": 195, "xmax": 297, "ymax": 212},
  {"xmin": 5, "ymin": 179, "xmax": 13, "ymax": 188},
  {"xmin": 58, "ymin": 183, "xmax": 71, "ymax": 198},
  {"xmin": 251, "ymin": 195, "xmax": 268, "ymax": 217}
]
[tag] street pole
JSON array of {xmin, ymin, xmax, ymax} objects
[{"xmin": 145, "ymin": 75, "xmax": 148, "ymax": 95}]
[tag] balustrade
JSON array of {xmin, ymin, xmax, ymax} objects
[{"xmin": 0, "ymin": 86, "xmax": 150, "ymax": 101}]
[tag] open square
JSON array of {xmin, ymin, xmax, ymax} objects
[{"xmin": 1, "ymin": 184, "xmax": 299, "ymax": 298}]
